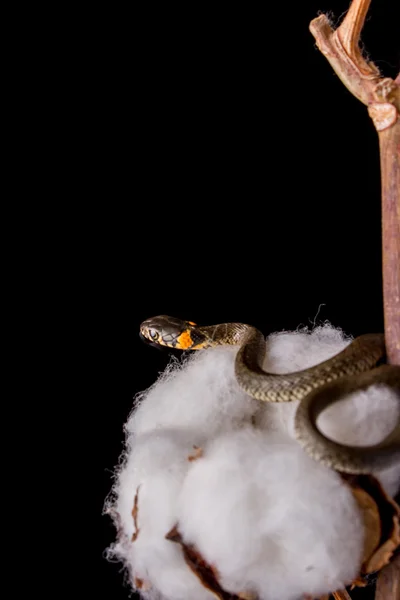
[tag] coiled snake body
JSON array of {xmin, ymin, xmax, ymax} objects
[{"xmin": 140, "ymin": 316, "xmax": 400, "ymax": 474}]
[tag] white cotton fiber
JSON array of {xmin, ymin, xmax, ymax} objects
[
  {"xmin": 253, "ymin": 326, "xmax": 400, "ymax": 496},
  {"xmin": 316, "ymin": 385, "xmax": 400, "ymax": 496},
  {"xmin": 127, "ymin": 347, "xmax": 259, "ymax": 440},
  {"xmin": 108, "ymin": 429, "xmax": 216, "ymax": 600},
  {"xmin": 113, "ymin": 430, "xmax": 195, "ymax": 541},
  {"xmin": 316, "ymin": 385, "xmax": 400, "ymax": 446},
  {"xmin": 107, "ymin": 323, "xmax": 400, "ymax": 600},
  {"xmin": 178, "ymin": 428, "xmax": 364, "ymax": 600},
  {"xmin": 263, "ymin": 325, "xmax": 352, "ymax": 372},
  {"xmin": 254, "ymin": 325, "xmax": 351, "ymax": 437}
]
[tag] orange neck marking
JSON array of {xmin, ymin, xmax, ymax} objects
[{"xmin": 176, "ymin": 329, "xmax": 194, "ymax": 349}]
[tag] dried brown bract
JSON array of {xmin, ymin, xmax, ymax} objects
[
  {"xmin": 165, "ymin": 524, "xmax": 256, "ymax": 600},
  {"xmin": 131, "ymin": 485, "xmax": 141, "ymax": 542}
]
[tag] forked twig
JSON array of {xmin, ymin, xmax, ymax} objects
[{"xmin": 310, "ymin": 0, "xmax": 400, "ymax": 366}]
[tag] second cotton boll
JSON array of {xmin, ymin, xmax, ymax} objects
[{"xmin": 178, "ymin": 428, "xmax": 365, "ymax": 600}]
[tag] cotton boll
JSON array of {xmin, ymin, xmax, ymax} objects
[
  {"xmin": 128, "ymin": 536, "xmax": 216, "ymax": 600},
  {"xmin": 108, "ymin": 429, "xmax": 216, "ymax": 600},
  {"xmin": 255, "ymin": 324, "xmax": 351, "ymax": 437},
  {"xmin": 109, "ymin": 535, "xmax": 219, "ymax": 600},
  {"xmin": 111, "ymin": 538, "xmax": 212, "ymax": 600},
  {"xmin": 317, "ymin": 385, "xmax": 400, "ymax": 447},
  {"xmin": 178, "ymin": 428, "xmax": 364, "ymax": 600},
  {"xmin": 113, "ymin": 429, "xmax": 197, "ymax": 540},
  {"xmin": 316, "ymin": 385, "xmax": 400, "ymax": 496},
  {"xmin": 254, "ymin": 327, "xmax": 399, "ymax": 496},
  {"xmin": 127, "ymin": 346, "xmax": 258, "ymax": 439},
  {"xmin": 263, "ymin": 324, "xmax": 351, "ymax": 373}
]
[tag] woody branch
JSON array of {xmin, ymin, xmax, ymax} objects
[{"xmin": 310, "ymin": 0, "xmax": 400, "ymax": 366}]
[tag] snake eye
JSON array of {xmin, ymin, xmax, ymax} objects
[{"xmin": 149, "ymin": 329, "xmax": 159, "ymax": 341}]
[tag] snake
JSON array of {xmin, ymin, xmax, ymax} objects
[{"xmin": 140, "ymin": 315, "xmax": 400, "ymax": 474}]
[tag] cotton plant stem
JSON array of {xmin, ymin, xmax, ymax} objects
[
  {"xmin": 379, "ymin": 123, "xmax": 400, "ymax": 367},
  {"xmin": 310, "ymin": 0, "xmax": 400, "ymax": 366}
]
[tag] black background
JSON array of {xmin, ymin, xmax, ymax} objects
[{"xmin": 83, "ymin": 1, "xmax": 400, "ymax": 598}]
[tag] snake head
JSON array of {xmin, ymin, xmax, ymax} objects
[{"xmin": 140, "ymin": 315, "xmax": 199, "ymax": 349}]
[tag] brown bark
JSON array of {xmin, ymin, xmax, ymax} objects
[
  {"xmin": 310, "ymin": 0, "xmax": 400, "ymax": 365},
  {"xmin": 379, "ymin": 122, "xmax": 400, "ymax": 365}
]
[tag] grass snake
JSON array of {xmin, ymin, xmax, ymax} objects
[{"xmin": 140, "ymin": 315, "xmax": 400, "ymax": 474}]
